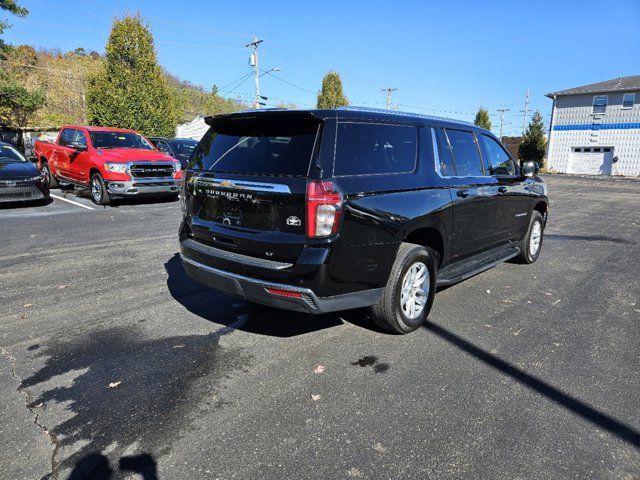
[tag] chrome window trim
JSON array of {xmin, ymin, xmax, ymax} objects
[{"xmin": 189, "ymin": 176, "xmax": 291, "ymax": 194}]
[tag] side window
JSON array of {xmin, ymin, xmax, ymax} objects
[
  {"xmin": 157, "ymin": 140, "xmax": 172, "ymax": 155},
  {"xmin": 444, "ymin": 129, "xmax": 484, "ymax": 177},
  {"xmin": 592, "ymin": 95, "xmax": 607, "ymax": 114},
  {"xmin": 334, "ymin": 123, "xmax": 417, "ymax": 176},
  {"xmin": 480, "ymin": 135, "xmax": 515, "ymax": 176},
  {"xmin": 433, "ymin": 128, "xmax": 455, "ymax": 176},
  {"xmin": 58, "ymin": 129, "xmax": 74, "ymax": 147},
  {"xmin": 73, "ymin": 130, "xmax": 87, "ymax": 148}
]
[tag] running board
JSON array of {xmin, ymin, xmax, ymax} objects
[{"xmin": 436, "ymin": 243, "xmax": 521, "ymax": 287}]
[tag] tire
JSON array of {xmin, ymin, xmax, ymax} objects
[
  {"xmin": 369, "ymin": 243, "xmax": 437, "ymax": 334},
  {"xmin": 41, "ymin": 162, "xmax": 57, "ymax": 188},
  {"xmin": 90, "ymin": 172, "xmax": 110, "ymax": 205},
  {"xmin": 515, "ymin": 211, "xmax": 544, "ymax": 264}
]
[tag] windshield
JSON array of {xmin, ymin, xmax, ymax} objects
[
  {"xmin": 169, "ymin": 139, "xmax": 197, "ymax": 159},
  {"xmin": 89, "ymin": 131, "xmax": 154, "ymax": 150},
  {"xmin": 0, "ymin": 144, "xmax": 27, "ymax": 163},
  {"xmin": 190, "ymin": 125, "xmax": 318, "ymax": 176}
]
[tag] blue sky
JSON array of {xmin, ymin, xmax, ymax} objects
[{"xmin": 5, "ymin": 0, "xmax": 640, "ymax": 136}]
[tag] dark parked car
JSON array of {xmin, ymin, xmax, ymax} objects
[
  {"xmin": 148, "ymin": 137, "xmax": 198, "ymax": 169},
  {"xmin": 179, "ymin": 107, "xmax": 548, "ymax": 334},
  {"xmin": 0, "ymin": 142, "xmax": 49, "ymax": 204}
]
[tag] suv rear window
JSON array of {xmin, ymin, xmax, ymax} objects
[
  {"xmin": 189, "ymin": 118, "xmax": 319, "ymax": 176},
  {"xmin": 334, "ymin": 123, "xmax": 417, "ymax": 176}
]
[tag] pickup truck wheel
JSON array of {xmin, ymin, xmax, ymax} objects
[
  {"xmin": 515, "ymin": 211, "xmax": 544, "ymax": 264},
  {"xmin": 369, "ymin": 243, "xmax": 437, "ymax": 334},
  {"xmin": 90, "ymin": 173, "xmax": 110, "ymax": 205},
  {"xmin": 41, "ymin": 163, "xmax": 57, "ymax": 188}
]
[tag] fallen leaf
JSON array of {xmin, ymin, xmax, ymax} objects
[
  {"xmin": 552, "ymin": 299, "xmax": 561, "ymax": 306},
  {"xmin": 310, "ymin": 394, "xmax": 321, "ymax": 401},
  {"xmin": 526, "ymin": 300, "xmax": 532, "ymax": 304},
  {"xmin": 513, "ymin": 328, "xmax": 523, "ymax": 336},
  {"xmin": 544, "ymin": 292, "xmax": 553, "ymax": 296},
  {"xmin": 57, "ymin": 285, "xmax": 69, "ymax": 290},
  {"xmin": 373, "ymin": 442, "xmax": 386, "ymax": 454},
  {"xmin": 486, "ymin": 289, "xmax": 491, "ymax": 294},
  {"xmin": 32, "ymin": 402, "xmax": 44, "ymax": 408},
  {"xmin": 172, "ymin": 344, "xmax": 185, "ymax": 349},
  {"xmin": 107, "ymin": 381, "xmax": 122, "ymax": 389},
  {"xmin": 313, "ymin": 365, "xmax": 325, "ymax": 374},
  {"xmin": 20, "ymin": 314, "xmax": 27, "ymax": 320},
  {"xmin": 24, "ymin": 303, "xmax": 33, "ymax": 308}
]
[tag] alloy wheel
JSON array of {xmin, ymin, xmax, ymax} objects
[
  {"xmin": 530, "ymin": 221, "xmax": 542, "ymax": 256},
  {"xmin": 400, "ymin": 261, "xmax": 429, "ymax": 320}
]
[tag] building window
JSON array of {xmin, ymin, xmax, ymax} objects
[
  {"xmin": 592, "ymin": 95, "xmax": 607, "ymax": 114},
  {"xmin": 622, "ymin": 93, "xmax": 635, "ymax": 109}
]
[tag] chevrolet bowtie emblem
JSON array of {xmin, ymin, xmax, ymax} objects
[{"xmin": 220, "ymin": 180, "xmax": 233, "ymax": 187}]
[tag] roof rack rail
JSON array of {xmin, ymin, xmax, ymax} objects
[{"xmin": 336, "ymin": 106, "xmax": 474, "ymax": 126}]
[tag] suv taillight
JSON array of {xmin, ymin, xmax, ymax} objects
[{"xmin": 306, "ymin": 179, "xmax": 342, "ymax": 238}]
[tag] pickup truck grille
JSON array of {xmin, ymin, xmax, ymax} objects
[
  {"xmin": 129, "ymin": 163, "xmax": 174, "ymax": 178},
  {"xmin": 0, "ymin": 181, "xmax": 43, "ymax": 202}
]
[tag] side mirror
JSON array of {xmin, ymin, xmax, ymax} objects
[{"xmin": 521, "ymin": 160, "xmax": 539, "ymax": 178}]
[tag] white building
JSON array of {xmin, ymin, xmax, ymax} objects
[
  {"xmin": 176, "ymin": 115, "xmax": 209, "ymax": 141},
  {"xmin": 546, "ymin": 75, "xmax": 640, "ymax": 176}
]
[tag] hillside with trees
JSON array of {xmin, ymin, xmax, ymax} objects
[{"xmin": 0, "ymin": 9, "xmax": 244, "ymax": 130}]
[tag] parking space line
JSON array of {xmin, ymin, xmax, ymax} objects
[{"xmin": 50, "ymin": 194, "xmax": 95, "ymax": 210}]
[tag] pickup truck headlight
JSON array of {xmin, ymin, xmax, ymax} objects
[{"xmin": 104, "ymin": 162, "xmax": 128, "ymax": 173}]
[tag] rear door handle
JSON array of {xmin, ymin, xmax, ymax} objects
[
  {"xmin": 456, "ymin": 189, "xmax": 471, "ymax": 198},
  {"xmin": 498, "ymin": 186, "xmax": 508, "ymax": 194}
]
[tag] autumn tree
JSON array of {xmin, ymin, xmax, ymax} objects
[
  {"xmin": 87, "ymin": 15, "xmax": 177, "ymax": 136},
  {"xmin": 474, "ymin": 107, "xmax": 491, "ymax": 130},
  {"xmin": 518, "ymin": 111, "xmax": 547, "ymax": 166},
  {"xmin": 317, "ymin": 71, "xmax": 348, "ymax": 109}
]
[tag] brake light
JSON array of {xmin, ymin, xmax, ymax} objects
[{"xmin": 306, "ymin": 180, "xmax": 342, "ymax": 238}]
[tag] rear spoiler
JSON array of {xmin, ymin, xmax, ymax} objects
[{"xmin": 203, "ymin": 110, "xmax": 323, "ymax": 136}]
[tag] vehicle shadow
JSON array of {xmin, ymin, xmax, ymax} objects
[
  {"xmin": 545, "ymin": 233, "xmax": 636, "ymax": 246},
  {"xmin": 163, "ymin": 253, "xmax": 376, "ymax": 337},
  {"xmin": 58, "ymin": 187, "xmax": 179, "ymax": 207},
  {"xmin": 0, "ymin": 197, "xmax": 52, "ymax": 209},
  {"xmin": 423, "ymin": 320, "xmax": 640, "ymax": 449},
  {"xmin": 64, "ymin": 452, "xmax": 158, "ymax": 480}
]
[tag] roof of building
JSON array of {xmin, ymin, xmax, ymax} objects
[{"xmin": 545, "ymin": 75, "xmax": 640, "ymax": 98}]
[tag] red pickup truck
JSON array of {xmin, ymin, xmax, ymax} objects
[{"xmin": 34, "ymin": 125, "xmax": 182, "ymax": 205}]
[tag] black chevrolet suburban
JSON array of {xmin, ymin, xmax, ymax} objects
[{"xmin": 179, "ymin": 107, "xmax": 548, "ymax": 333}]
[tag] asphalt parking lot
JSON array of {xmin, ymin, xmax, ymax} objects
[{"xmin": 1, "ymin": 175, "xmax": 639, "ymax": 480}]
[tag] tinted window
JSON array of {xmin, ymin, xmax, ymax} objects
[
  {"xmin": 0, "ymin": 144, "xmax": 27, "ymax": 162},
  {"xmin": 334, "ymin": 123, "xmax": 416, "ymax": 176},
  {"xmin": 190, "ymin": 126, "xmax": 317, "ymax": 176},
  {"xmin": 434, "ymin": 128, "xmax": 455, "ymax": 176},
  {"xmin": 73, "ymin": 130, "xmax": 87, "ymax": 148},
  {"xmin": 480, "ymin": 135, "xmax": 515, "ymax": 176},
  {"xmin": 444, "ymin": 129, "xmax": 484, "ymax": 176},
  {"xmin": 622, "ymin": 93, "xmax": 635, "ymax": 108}
]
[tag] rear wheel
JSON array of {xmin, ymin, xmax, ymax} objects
[
  {"xmin": 90, "ymin": 172, "xmax": 110, "ymax": 205},
  {"xmin": 515, "ymin": 211, "xmax": 544, "ymax": 264},
  {"xmin": 369, "ymin": 243, "xmax": 437, "ymax": 334}
]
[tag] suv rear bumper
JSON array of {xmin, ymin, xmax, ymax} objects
[
  {"xmin": 106, "ymin": 178, "xmax": 180, "ymax": 196},
  {"xmin": 180, "ymin": 254, "xmax": 383, "ymax": 314}
]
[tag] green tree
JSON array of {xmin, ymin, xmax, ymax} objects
[
  {"xmin": 518, "ymin": 110, "xmax": 547, "ymax": 166},
  {"xmin": 0, "ymin": 69, "xmax": 45, "ymax": 125},
  {"xmin": 474, "ymin": 106, "xmax": 491, "ymax": 130},
  {"xmin": 316, "ymin": 71, "xmax": 348, "ymax": 109},
  {"xmin": 87, "ymin": 15, "xmax": 177, "ymax": 136},
  {"xmin": 1, "ymin": 0, "xmax": 28, "ymax": 52}
]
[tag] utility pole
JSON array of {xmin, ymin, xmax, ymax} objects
[
  {"xmin": 520, "ymin": 89, "xmax": 530, "ymax": 135},
  {"xmin": 497, "ymin": 108, "xmax": 510, "ymax": 141},
  {"xmin": 381, "ymin": 87, "xmax": 398, "ymax": 110},
  {"xmin": 246, "ymin": 37, "xmax": 264, "ymax": 109}
]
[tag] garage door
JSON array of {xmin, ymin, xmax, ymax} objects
[{"xmin": 567, "ymin": 147, "xmax": 614, "ymax": 175}]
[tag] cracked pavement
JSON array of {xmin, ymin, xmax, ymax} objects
[{"xmin": 0, "ymin": 176, "xmax": 639, "ymax": 479}]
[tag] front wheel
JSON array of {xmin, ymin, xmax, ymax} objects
[
  {"xmin": 90, "ymin": 173, "xmax": 110, "ymax": 205},
  {"xmin": 515, "ymin": 211, "xmax": 544, "ymax": 264},
  {"xmin": 41, "ymin": 162, "xmax": 57, "ymax": 188},
  {"xmin": 369, "ymin": 243, "xmax": 437, "ymax": 334}
]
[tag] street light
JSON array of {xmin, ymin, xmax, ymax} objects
[{"xmin": 259, "ymin": 67, "xmax": 282, "ymax": 78}]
